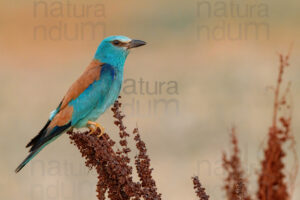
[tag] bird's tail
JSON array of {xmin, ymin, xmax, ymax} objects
[
  {"xmin": 15, "ymin": 125, "xmax": 70, "ymax": 173},
  {"xmin": 15, "ymin": 145, "xmax": 45, "ymax": 173}
]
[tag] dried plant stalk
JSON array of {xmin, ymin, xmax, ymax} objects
[
  {"xmin": 257, "ymin": 53, "xmax": 295, "ymax": 200},
  {"xmin": 67, "ymin": 97, "xmax": 161, "ymax": 200},
  {"xmin": 222, "ymin": 127, "xmax": 251, "ymax": 200},
  {"xmin": 192, "ymin": 176, "xmax": 210, "ymax": 200}
]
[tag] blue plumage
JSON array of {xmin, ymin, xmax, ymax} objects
[
  {"xmin": 70, "ymin": 64, "xmax": 118, "ymax": 128},
  {"xmin": 15, "ymin": 35, "xmax": 146, "ymax": 173}
]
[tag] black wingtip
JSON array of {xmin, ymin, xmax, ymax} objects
[{"xmin": 26, "ymin": 120, "xmax": 51, "ymax": 149}]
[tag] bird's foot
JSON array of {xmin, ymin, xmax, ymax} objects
[
  {"xmin": 88, "ymin": 126, "xmax": 95, "ymax": 134},
  {"xmin": 87, "ymin": 121, "xmax": 105, "ymax": 138}
]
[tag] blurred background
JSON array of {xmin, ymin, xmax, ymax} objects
[{"xmin": 1, "ymin": 0, "xmax": 300, "ymax": 199}]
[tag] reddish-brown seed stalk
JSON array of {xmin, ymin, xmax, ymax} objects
[{"xmin": 67, "ymin": 96, "xmax": 161, "ymax": 200}]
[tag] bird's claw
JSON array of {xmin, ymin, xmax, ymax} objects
[{"xmin": 87, "ymin": 121, "xmax": 105, "ymax": 138}]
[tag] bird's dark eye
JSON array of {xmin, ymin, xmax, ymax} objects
[{"xmin": 112, "ymin": 40, "xmax": 121, "ymax": 46}]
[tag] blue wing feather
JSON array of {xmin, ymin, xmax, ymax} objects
[
  {"xmin": 69, "ymin": 64, "xmax": 115, "ymax": 126},
  {"xmin": 15, "ymin": 64, "xmax": 116, "ymax": 173}
]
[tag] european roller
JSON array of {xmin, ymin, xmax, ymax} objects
[{"xmin": 15, "ymin": 35, "xmax": 146, "ymax": 173}]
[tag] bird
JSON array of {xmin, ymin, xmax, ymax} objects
[{"xmin": 15, "ymin": 35, "xmax": 146, "ymax": 173}]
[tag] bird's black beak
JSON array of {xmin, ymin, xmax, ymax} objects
[{"xmin": 128, "ymin": 39, "xmax": 147, "ymax": 49}]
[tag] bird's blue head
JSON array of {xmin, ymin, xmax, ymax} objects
[{"xmin": 94, "ymin": 35, "xmax": 146, "ymax": 68}]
